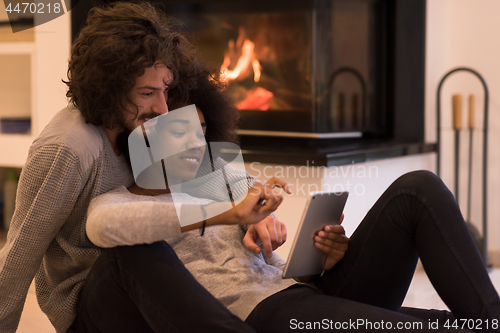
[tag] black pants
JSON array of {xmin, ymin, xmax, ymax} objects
[{"xmin": 72, "ymin": 171, "xmax": 500, "ymax": 332}]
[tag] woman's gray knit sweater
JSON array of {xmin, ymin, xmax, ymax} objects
[{"xmin": 0, "ymin": 106, "xmax": 268, "ymax": 332}]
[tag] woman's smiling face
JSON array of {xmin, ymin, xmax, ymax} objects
[{"xmin": 156, "ymin": 106, "xmax": 207, "ymax": 184}]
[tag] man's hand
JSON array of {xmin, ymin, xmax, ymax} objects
[
  {"xmin": 314, "ymin": 215, "xmax": 349, "ymax": 271},
  {"xmin": 243, "ymin": 215, "xmax": 287, "ymax": 258}
]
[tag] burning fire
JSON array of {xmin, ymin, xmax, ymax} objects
[
  {"xmin": 220, "ymin": 27, "xmax": 273, "ymax": 110},
  {"xmin": 220, "ymin": 27, "xmax": 262, "ymax": 83},
  {"xmin": 220, "ymin": 40, "xmax": 261, "ymax": 82}
]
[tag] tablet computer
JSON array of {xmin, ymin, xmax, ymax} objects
[{"xmin": 282, "ymin": 191, "xmax": 349, "ymax": 279}]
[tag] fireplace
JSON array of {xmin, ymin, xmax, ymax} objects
[{"xmin": 72, "ymin": 0, "xmax": 425, "ymax": 145}]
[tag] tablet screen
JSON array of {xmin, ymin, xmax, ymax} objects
[{"xmin": 282, "ymin": 191, "xmax": 348, "ymax": 279}]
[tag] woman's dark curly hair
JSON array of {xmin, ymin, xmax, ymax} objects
[
  {"xmin": 64, "ymin": 1, "xmax": 201, "ymax": 129},
  {"xmin": 168, "ymin": 71, "xmax": 239, "ymax": 145}
]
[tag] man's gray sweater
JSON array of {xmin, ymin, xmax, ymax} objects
[{"xmin": 0, "ymin": 106, "xmax": 134, "ymax": 332}]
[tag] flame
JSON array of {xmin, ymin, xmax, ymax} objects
[
  {"xmin": 252, "ymin": 59, "xmax": 261, "ymax": 82},
  {"xmin": 220, "ymin": 27, "xmax": 262, "ymax": 83},
  {"xmin": 221, "ymin": 26, "xmax": 273, "ymax": 110}
]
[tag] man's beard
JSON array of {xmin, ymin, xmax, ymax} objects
[
  {"xmin": 119, "ymin": 111, "xmax": 161, "ymax": 169},
  {"xmin": 123, "ymin": 112, "xmax": 162, "ymax": 132}
]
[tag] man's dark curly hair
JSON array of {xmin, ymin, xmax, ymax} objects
[{"xmin": 64, "ymin": 1, "xmax": 201, "ymax": 129}]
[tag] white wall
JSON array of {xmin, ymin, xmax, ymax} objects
[
  {"xmin": 428, "ymin": 0, "xmax": 500, "ymax": 257},
  {"xmin": 33, "ymin": 9, "xmax": 71, "ymax": 134}
]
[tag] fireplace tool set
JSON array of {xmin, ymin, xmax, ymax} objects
[{"xmin": 436, "ymin": 68, "xmax": 490, "ymax": 267}]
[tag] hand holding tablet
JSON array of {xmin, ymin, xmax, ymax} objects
[
  {"xmin": 282, "ymin": 191, "xmax": 349, "ymax": 279},
  {"xmin": 313, "ymin": 219, "xmax": 349, "ymax": 272}
]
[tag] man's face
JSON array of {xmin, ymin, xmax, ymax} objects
[{"xmin": 124, "ymin": 63, "xmax": 173, "ymax": 131}]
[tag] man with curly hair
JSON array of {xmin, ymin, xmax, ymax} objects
[{"xmin": 0, "ymin": 2, "xmax": 250, "ymax": 332}]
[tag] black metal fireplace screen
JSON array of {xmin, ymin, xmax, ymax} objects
[{"xmin": 161, "ymin": 0, "xmax": 385, "ymax": 137}]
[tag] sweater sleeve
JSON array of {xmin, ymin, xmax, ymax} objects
[
  {"xmin": 264, "ymin": 251, "xmax": 287, "ymax": 271},
  {"xmin": 0, "ymin": 145, "xmax": 84, "ymax": 333},
  {"xmin": 86, "ymin": 191, "xmax": 182, "ymax": 248}
]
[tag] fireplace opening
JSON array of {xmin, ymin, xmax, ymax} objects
[
  {"xmin": 161, "ymin": 0, "xmax": 386, "ymax": 138},
  {"xmin": 72, "ymin": 0, "xmax": 425, "ymax": 146}
]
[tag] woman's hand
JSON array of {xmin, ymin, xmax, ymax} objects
[
  {"xmin": 232, "ymin": 177, "xmax": 292, "ymax": 226},
  {"xmin": 203, "ymin": 177, "xmax": 291, "ymax": 230},
  {"xmin": 243, "ymin": 215, "xmax": 287, "ymax": 258},
  {"xmin": 314, "ymin": 214, "xmax": 349, "ymax": 271}
]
